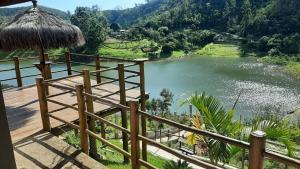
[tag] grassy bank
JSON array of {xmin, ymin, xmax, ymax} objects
[
  {"xmin": 100, "ymin": 38, "xmax": 188, "ymax": 59},
  {"xmin": 195, "ymin": 43, "xmax": 241, "ymax": 58},
  {"xmin": 260, "ymin": 56, "xmax": 300, "ymax": 78}
]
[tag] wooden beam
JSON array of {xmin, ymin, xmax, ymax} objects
[{"xmin": 0, "ymin": 83, "xmax": 17, "ymax": 169}]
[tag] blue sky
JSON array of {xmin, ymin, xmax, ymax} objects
[{"xmin": 5, "ymin": 0, "xmax": 147, "ymax": 12}]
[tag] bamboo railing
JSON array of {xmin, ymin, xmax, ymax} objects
[{"xmin": 31, "ymin": 52, "xmax": 300, "ymax": 169}]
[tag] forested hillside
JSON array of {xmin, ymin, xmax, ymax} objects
[
  {"xmin": 122, "ymin": 0, "xmax": 300, "ymax": 56},
  {"xmin": 103, "ymin": 0, "xmax": 168, "ymax": 27},
  {"xmin": 0, "ymin": 6, "xmax": 70, "ymax": 22}
]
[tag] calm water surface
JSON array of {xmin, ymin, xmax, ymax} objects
[{"xmin": 1, "ymin": 56, "xmax": 300, "ymax": 119}]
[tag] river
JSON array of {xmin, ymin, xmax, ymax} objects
[{"xmin": 1, "ymin": 56, "xmax": 300, "ymax": 119}]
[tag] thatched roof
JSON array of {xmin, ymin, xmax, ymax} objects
[
  {"xmin": 0, "ymin": 7, "xmax": 85, "ymax": 51},
  {"xmin": 0, "ymin": 0, "xmax": 31, "ymax": 7}
]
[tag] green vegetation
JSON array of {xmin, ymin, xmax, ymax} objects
[
  {"xmin": 284, "ymin": 63, "xmax": 300, "ymax": 78},
  {"xmin": 62, "ymin": 131, "xmax": 169, "ymax": 169},
  {"xmin": 196, "ymin": 43, "xmax": 241, "ymax": 58},
  {"xmin": 260, "ymin": 56, "xmax": 300, "ymax": 78},
  {"xmin": 184, "ymin": 92, "xmax": 300, "ymax": 168},
  {"xmin": 71, "ymin": 7, "xmax": 108, "ymax": 54},
  {"xmin": 163, "ymin": 160, "xmax": 192, "ymax": 169}
]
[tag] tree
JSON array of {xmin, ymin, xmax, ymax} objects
[
  {"xmin": 71, "ymin": 7, "xmax": 108, "ymax": 53},
  {"xmin": 110, "ymin": 23, "xmax": 121, "ymax": 32},
  {"xmin": 240, "ymin": 0, "xmax": 253, "ymax": 35}
]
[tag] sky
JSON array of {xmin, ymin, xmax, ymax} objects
[{"xmin": 5, "ymin": 0, "xmax": 147, "ymax": 12}]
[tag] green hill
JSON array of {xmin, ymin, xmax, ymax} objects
[{"xmin": 103, "ymin": 0, "xmax": 168, "ymax": 27}]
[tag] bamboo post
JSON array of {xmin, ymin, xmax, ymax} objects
[
  {"xmin": 82, "ymin": 69, "xmax": 97, "ymax": 158},
  {"xmin": 36, "ymin": 77, "xmax": 51, "ymax": 132},
  {"xmin": 129, "ymin": 101, "xmax": 140, "ymax": 169},
  {"xmin": 76, "ymin": 85, "xmax": 89, "ymax": 154},
  {"xmin": 13, "ymin": 57, "xmax": 22, "ymax": 87},
  {"xmin": 65, "ymin": 52, "xmax": 72, "ymax": 75},
  {"xmin": 118, "ymin": 63, "xmax": 129, "ymax": 163},
  {"xmin": 248, "ymin": 130, "xmax": 266, "ymax": 169},
  {"xmin": 115, "ymin": 112, "xmax": 118, "ymax": 139},
  {"xmin": 0, "ymin": 83, "xmax": 17, "ymax": 169},
  {"xmin": 44, "ymin": 54, "xmax": 52, "ymax": 80},
  {"xmin": 95, "ymin": 55, "xmax": 101, "ymax": 84},
  {"xmin": 138, "ymin": 60, "xmax": 147, "ymax": 161}
]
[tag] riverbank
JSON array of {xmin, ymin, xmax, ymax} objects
[{"xmin": 259, "ymin": 56, "xmax": 300, "ymax": 79}]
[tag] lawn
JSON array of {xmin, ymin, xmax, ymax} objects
[
  {"xmin": 196, "ymin": 43, "xmax": 241, "ymax": 58},
  {"xmin": 99, "ymin": 39, "xmax": 155, "ymax": 59}
]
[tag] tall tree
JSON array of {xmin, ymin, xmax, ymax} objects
[
  {"xmin": 240, "ymin": 0, "xmax": 253, "ymax": 35},
  {"xmin": 71, "ymin": 7, "xmax": 108, "ymax": 53}
]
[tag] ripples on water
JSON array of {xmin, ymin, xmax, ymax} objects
[{"xmin": 224, "ymin": 80, "xmax": 300, "ymax": 118}]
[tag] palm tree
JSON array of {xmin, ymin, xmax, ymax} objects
[
  {"xmin": 183, "ymin": 92, "xmax": 242, "ymax": 165},
  {"xmin": 163, "ymin": 160, "xmax": 192, "ymax": 169}
]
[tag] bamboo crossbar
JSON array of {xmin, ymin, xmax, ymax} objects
[
  {"xmin": 124, "ymin": 63, "xmax": 138, "ymax": 68},
  {"xmin": 71, "ymin": 70, "xmax": 81, "ymax": 73},
  {"xmin": 44, "ymin": 73, "xmax": 82, "ymax": 83},
  {"xmin": 46, "ymin": 98, "xmax": 78, "ymax": 111},
  {"xmin": 45, "ymin": 83, "xmax": 76, "ymax": 92},
  {"xmin": 98, "ymin": 75, "xmax": 118, "ymax": 81},
  {"xmin": 126, "ymin": 85, "xmax": 140, "ymax": 92},
  {"xmin": 86, "ymin": 129, "xmax": 131, "ymax": 158},
  {"xmin": 264, "ymin": 150, "xmax": 300, "ymax": 168},
  {"xmin": 91, "ymin": 79, "xmax": 119, "ymax": 88},
  {"xmin": 47, "ymin": 90, "xmax": 74, "ymax": 99},
  {"xmin": 125, "ymin": 74, "xmax": 139, "ymax": 80},
  {"xmin": 0, "ymin": 59, "xmax": 13, "ymax": 62},
  {"xmin": 70, "ymin": 53, "xmax": 95, "ymax": 57},
  {"xmin": 0, "ymin": 68, "xmax": 15, "ymax": 72},
  {"xmin": 138, "ymin": 110, "xmax": 250, "ymax": 149},
  {"xmin": 99, "ymin": 91, "xmax": 120, "ymax": 98},
  {"xmin": 71, "ymin": 62, "xmax": 95, "ymax": 67},
  {"xmin": 100, "ymin": 56, "xmax": 137, "ymax": 63},
  {"xmin": 83, "ymin": 92, "xmax": 129, "ymax": 110},
  {"xmin": 49, "ymin": 114, "xmax": 79, "ymax": 130},
  {"xmin": 51, "ymin": 62, "xmax": 66, "ymax": 65},
  {"xmin": 90, "ymin": 67, "xmax": 118, "ymax": 74},
  {"xmin": 18, "ymin": 56, "xmax": 39, "ymax": 61},
  {"xmin": 85, "ymin": 111, "xmax": 130, "ymax": 134},
  {"xmin": 125, "ymin": 81, "xmax": 140, "ymax": 86},
  {"xmin": 48, "ymin": 103, "xmax": 78, "ymax": 114},
  {"xmin": 22, "ymin": 73, "xmax": 41, "ymax": 79},
  {"xmin": 138, "ymin": 159, "xmax": 158, "ymax": 169},
  {"xmin": 100, "ymin": 65, "xmax": 111, "ymax": 69},
  {"xmin": 51, "ymin": 69, "xmax": 68, "ymax": 74},
  {"xmin": 124, "ymin": 69, "xmax": 140, "ymax": 75},
  {"xmin": 19, "ymin": 65, "xmax": 35, "ymax": 70},
  {"xmin": 138, "ymin": 135, "xmax": 221, "ymax": 169},
  {"xmin": 0, "ymin": 77, "xmax": 17, "ymax": 82}
]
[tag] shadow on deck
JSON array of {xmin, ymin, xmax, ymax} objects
[{"xmin": 14, "ymin": 131, "xmax": 106, "ymax": 169}]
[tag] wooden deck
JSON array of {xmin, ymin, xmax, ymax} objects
[
  {"xmin": 4, "ymin": 76, "xmax": 143, "ymax": 142},
  {"xmin": 14, "ymin": 131, "xmax": 106, "ymax": 169}
]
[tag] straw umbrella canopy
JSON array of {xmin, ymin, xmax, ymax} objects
[{"xmin": 0, "ymin": 0, "xmax": 85, "ymax": 63}]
